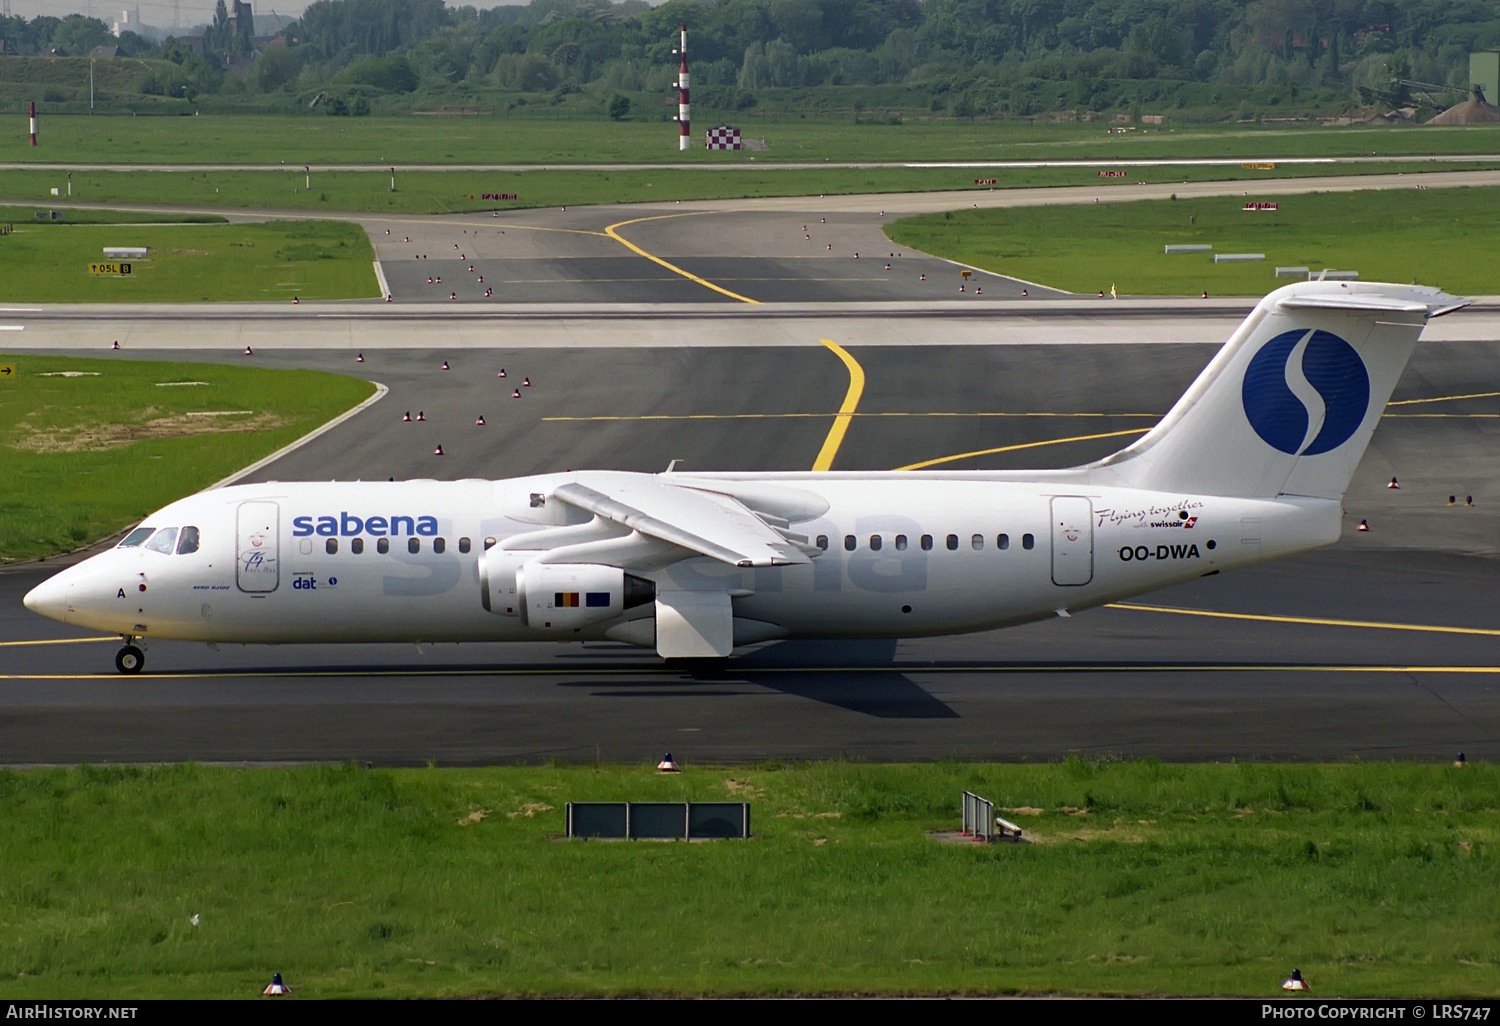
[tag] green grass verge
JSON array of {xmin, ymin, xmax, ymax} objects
[
  {"xmin": 4, "ymin": 114, "xmax": 1500, "ymax": 165},
  {"xmin": 886, "ymin": 185, "xmax": 1500, "ymax": 296},
  {"xmin": 0, "ymin": 759, "xmax": 1494, "ymax": 998},
  {"xmin": 0, "ymin": 217, "xmax": 379, "ymax": 302},
  {"xmin": 0, "ymin": 354, "xmax": 375, "ymax": 561},
  {"xmin": 3, "ymin": 161, "xmax": 1496, "ymax": 218}
]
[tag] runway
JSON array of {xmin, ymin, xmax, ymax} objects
[{"xmin": 2, "ymin": 176, "xmax": 1498, "ymax": 765}]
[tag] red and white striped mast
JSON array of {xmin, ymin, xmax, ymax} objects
[
  {"xmin": 676, "ymin": 24, "xmax": 690, "ymax": 151},
  {"xmin": 29, "ymin": 100, "xmax": 37, "ymax": 147}
]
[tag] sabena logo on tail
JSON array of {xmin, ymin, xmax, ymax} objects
[
  {"xmin": 1241, "ymin": 328, "xmax": 1370, "ymax": 456},
  {"xmin": 1093, "ymin": 282, "xmax": 1468, "ymax": 501}
]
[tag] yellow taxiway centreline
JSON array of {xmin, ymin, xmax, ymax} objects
[
  {"xmin": 812, "ymin": 340, "xmax": 866, "ymax": 472},
  {"xmin": 1110, "ymin": 602, "xmax": 1500, "ymax": 637},
  {"xmin": 597, "ymin": 214, "xmax": 869, "ymax": 472},
  {"xmin": 543, "ymin": 411, "xmax": 1158, "ymax": 422},
  {"xmin": 7, "ymin": 664, "xmax": 1500, "ymax": 682},
  {"xmin": 895, "ymin": 428, "xmax": 1150, "ymax": 471},
  {"xmin": 603, "ymin": 212, "xmax": 760, "ymax": 304},
  {"xmin": 0, "ymin": 636, "xmax": 114, "ymax": 647},
  {"xmin": 1388, "ymin": 390, "xmax": 1500, "ymax": 405}
]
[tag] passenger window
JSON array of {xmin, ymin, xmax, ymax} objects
[
  {"xmin": 377, "ymin": 538, "xmax": 390, "ymax": 554},
  {"xmin": 895, "ymin": 535, "xmax": 907, "ymax": 551},
  {"xmin": 971, "ymin": 534, "xmax": 984, "ymax": 550},
  {"xmin": 176, "ymin": 526, "xmax": 200, "ymax": 555},
  {"xmin": 816, "ymin": 535, "xmax": 828, "ymax": 550},
  {"xmin": 869, "ymin": 535, "xmax": 882, "ymax": 551},
  {"xmin": 997, "ymin": 533, "xmax": 1009, "ymax": 550},
  {"xmin": 483, "ymin": 537, "xmax": 496, "ymax": 551},
  {"xmin": 351, "ymin": 538, "xmax": 364, "ymax": 555},
  {"xmin": 459, "ymin": 537, "xmax": 471, "ymax": 554},
  {"xmin": 946, "ymin": 534, "xmax": 958, "ymax": 551},
  {"xmin": 119, "ymin": 527, "xmax": 155, "ymax": 548},
  {"xmin": 144, "ymin": 528, "xmax": 179, "ymax": 554},
  {"xmin": 844, "ymin": 535, "xmax": 856, "ymax": 552},
  {"xmin": 1022, "ymin": 533, "xmax": 1035, "ymax": 550},
  {"xmin": 434, "ymin": 537, "xmax": 446, "ymax": 554},
  {"xmin": 408, "ymin": 537, "xmax": 421, "ymax": 554},
  {"xmin": 326, "ymin": 538, "xmax": 338, "ymax": 555},
  {"xmin": 920, "ymin": 535, "xmax": 933, "ymax": 551}
]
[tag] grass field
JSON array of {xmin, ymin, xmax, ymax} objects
[
  {"xmin": 885, "ymin": 186, "xmax": 1500, "ymax": 296},
  {"xmin": 0, "ymin": 759, "xmax": 1493, "ymax": 998},
  {"xmin": 2, "ymin": 160, "xmax": 1495, "ymax": 219},
  {"xmin": 0, "ymin": 353, "xmax": 375, "ymax": 561},
  {"xmin": 0, "ymin": 215, "xmax": 379, "ymax": 302},
  {"xmin": 4, "ymin": 114, "xmax": 1500, "ymax": 165}
]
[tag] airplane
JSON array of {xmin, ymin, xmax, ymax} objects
[{"xmin": 23, "ymin": 280, "xmax": 1468, "ymax": 675}]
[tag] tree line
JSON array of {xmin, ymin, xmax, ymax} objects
[{"xmin": 4, "ymin": 0, "xmax": 1498, "ymax": 118}]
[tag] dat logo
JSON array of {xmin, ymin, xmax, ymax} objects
[{"xmin": 1241, "ymin": 328, "xmax": 1370, "ymax": 455}]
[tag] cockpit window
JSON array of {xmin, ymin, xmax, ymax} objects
[
  {"xmin": 177, "ymin": 526, "xmax": 200, "ymax": 555},
  {"xmin": 143, "ymin": 528, "xmax": 179, "ymax": 554},
  {"xmin": 118, "ymin": 527, "xmax": 155, "ymax": 548}
]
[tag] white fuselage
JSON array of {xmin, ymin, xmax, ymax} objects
[{"xmin": 27, "ymin": 472, "xmax": 1340, "ymax": 649}]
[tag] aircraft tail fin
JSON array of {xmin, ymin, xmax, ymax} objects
[{"xmin": 1091, "ymin": 281, "xmax": 1467, "ymax": 500}]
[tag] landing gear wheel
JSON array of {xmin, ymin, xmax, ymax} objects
[{"xmin": 115, "ymin": 645, "xmax": 145, "ymax": 675}]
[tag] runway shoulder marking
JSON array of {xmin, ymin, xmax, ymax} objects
[{"xmin": 1110, "ymin": 602, "xmax": 1500, "ymax": 638}]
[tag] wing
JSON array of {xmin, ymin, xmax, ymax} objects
[{"xmin": 554, "ymin": 475, "xmax": 813, "ymax": 569}]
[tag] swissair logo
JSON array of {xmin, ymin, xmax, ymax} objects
[{"xmin": 1148, "ymin": 516, "xmax": 1197, "ymax": 529}]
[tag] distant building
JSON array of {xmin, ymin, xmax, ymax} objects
[
  {"xmin": 112, "ymin": 6, "xmax": 141, "ymax": 38},
  {"xmin": 227, "ymin": 1, "xmax": 253, "ymax": 35},
  {"xmin": 89, "ymin": 45, "xmax": 120, "ymax": 59}
]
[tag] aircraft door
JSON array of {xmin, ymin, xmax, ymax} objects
[
  {"xmin": 236, "ymin": 500, "xmax": 280, "ymax": 593},
  {"xmin": 1050, "ymin": 496, "xmax": 1093, "ymax": 586}
]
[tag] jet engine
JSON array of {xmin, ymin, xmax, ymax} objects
[{"xmin": 480, "ymin": 551, "xmax": 652, "ymax": 631}]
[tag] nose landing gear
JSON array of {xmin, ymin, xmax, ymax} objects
[{"xmin": 115, "ymin": 640, "xmax": 145, "ymax": 674}]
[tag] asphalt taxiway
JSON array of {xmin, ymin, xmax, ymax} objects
[
  {"xmin": 3, "ymin": 336, "xmax": 1498, "ymax": 764},
  {"xmin": 2, "ymin": 176, "xmax": 1498, "ymax": 765}
]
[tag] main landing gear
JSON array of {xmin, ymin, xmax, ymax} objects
[{"xmin": 115, "ymin": 639, "xmax": 145, "ymax": 674}]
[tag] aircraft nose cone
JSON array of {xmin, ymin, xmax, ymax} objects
[{"xmin": 23, "ymin": 576, "xmax": 70, "ymax": 623}]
